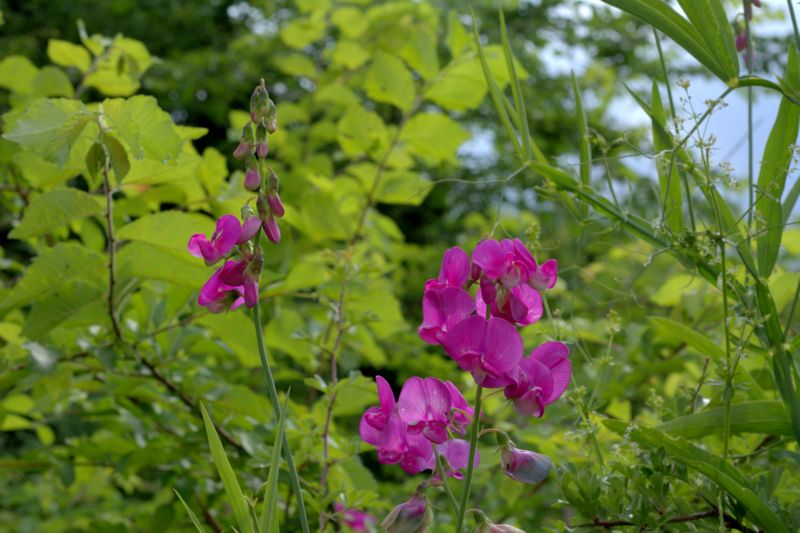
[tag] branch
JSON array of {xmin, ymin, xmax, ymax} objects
[
  {"xmin": 573, "ymin": 508, "xmax": 756, "ymax": 532},
  {"xmin": 102, "ymin": 157, "xmax": 123, "ymax": 340}
]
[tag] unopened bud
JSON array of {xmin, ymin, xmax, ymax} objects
[
  {"xmin": 255, "ymin": 124, "xmax": 269, "ymax": 159},
  {"xmin": 735, "ymin": 30, "xmax": 747, "ymax": 52},
  {"xmin": 265, "ymin": 100, "xmax": 278, "ymax": 133},
  {"xmin": 234, "ymin": 124, "xmax": 255, "ymax": 159},
  {"xmin": 500, "ymin": 443, "xmax": 552, "ymax": 484},
  {"xmin": 381, "ymin": 493, "xmax": 430, "ymax": 533},
  {"xmin": 267, "ymin": 192, "xmax": 285, "ymax": 218},
  {"xmin": 262, "ymin": 216, "xmax": 281, "ymax": 244},
  {"xmin": 244, "ymin": 158, "xmax": 261, "ymax": 190}
]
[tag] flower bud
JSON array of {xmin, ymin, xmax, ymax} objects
[
  {"xmin": 381, "ymin": 493, "xmax": 431, "ymax": 533},
  {"xmin": 250, "ymin": 82, "xmax": 270, "ymax": 124},
  {"xmin": 238, "ymin": 212, "xmax": 261, "ymax": 244},
  {"xmin": 735, "ymin": 30, "xmax": 747, "ymax": 52},
  {"xmin": 234, "ymin": 124, "xmax": 255, "ymax": 159},
  {"xmin": 242, "ymin": 248, "xmax": 263, "ymax": 308},
  {"xmin": 267, "ymin": 192, "xmax": 285, "ymax": 218},
  {"xmin": 256, "ymin": 124, "xmax": 269, "ymax": 159},
  {"xmin": 244, "ymin": 155, "xmax": 261, "ymax": 190},
  {"xmin": 500, "ymin": 443, "xmax": 552, "ymax": 484},
  {"xmin": 265, "ymin": 100, "xmax": 278, "ymax": 133},
  {"xmin": 263, "ymin": 216, "xmax": 281, "ymax": 244}
]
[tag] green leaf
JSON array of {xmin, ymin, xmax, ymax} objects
[
  {"xmin": 259, "ymin": 395, "xmax": 288, "ymax": 533},
  {"xmin": 47, "ymin": 39, "xmax": 91, "ymax": 72},
  {"xmin": 756, "ymin": 49, "xmax": 800, "ymax": 277},
  {"xmin": 273, "ymin": 53, "xmax": 317, "ymax": 77},
  {"xmin": 117, "ymin": 241, "xmax": 209, "ymax": 288},
  {"xmin": 648, "ymin": 316, "xmax": 725, "ymax": 360},
  {"xmin": 571, "ymin": 73, "xmax": 591, "ymax": 188},
  {"xmin": 659, "ymin": 401, "xmax": 791, "ymax": 438},
  {"xmin": 22, "ymin": 281, "xmax": 104, "ymax": 339},
  {"xmin": 397, "ymin": 26, "xmax": 439, "ymax": 80},
  {"xmin": 676, "ymin": 0, "xmax": 739, "ymax": 83},
  {"xmin": 446, "ymin": 11, "xmax": 470, "ymax": 58},
  {"xmin": 173, "ymin": 490, "xmax": 206, "ymax": 533},
  {"xmin": 117, "ymin": 211, "xmax": 214, "ymax": 255},
  {"xmin": 102, "ymin": 95, "xmax": 183, "ymax": 161},
  {"xmin": 0, "ymin": 243, "xmax": 106, "ymax": 313},
  {"xmin": 102, "ymin": 132, "xmax": 131, "ymax": 182},
  {"xmin": 399, "ymin": 113, "xmax": 469, "ymax": 165},
  {"xmin": 650, "ymin": 81, "xmax": 682, "ymax": 234},
  {"xmin": 31, "ymin": 66, "xmax": 74, "ymax": 98},
  {"xmin": 337, "ymin": 106, "xmax": 386, "ymax": 158},
  {"xmin": 0, "ymin": 56, "xmax": 38, "ymax": 93},
  {"xmin": 9, "ymin": 188, "xmax": 103, "ymax": 240},
  {"xmin": 363, "ymin": 52, "xmax": 415, "ymax": 111},
  {"xmin": 600, "ymin": 0, "xmax": 729, "ymax": 83},
  {"xmin": 374, "ymin": 171, "xmax": 431, "ymax": 206},
  {"xmin": 604, "ymin": 420, "xmax": 790, "ymax": 533},
  {"xmin": 280, "ymin": 17, "xmax": 325, "ymax": 49},
  {"xmin": 200, "ymin": 403, "xmax": 254, "ymax": 533},
  {"xmin": 196, "ymin": 313, "xmax": 260, "ymax": 368},
  {"xmin": 3, "ymin": 98, "xmax": 92, "ymax": 165}
]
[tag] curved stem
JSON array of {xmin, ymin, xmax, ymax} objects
[
  {"xmin": 252, "ymin": 299, "xmax": 310, "ymax": 533},
  {"xmin": 454, "ymin": 385, "xmax": 483, "ymax": 533}
]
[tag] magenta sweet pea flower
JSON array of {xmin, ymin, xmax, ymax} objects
[
  {"xmin": 500, "ymin": 443, "xmax": 553, "ymax": 484},
  {"xmin": 530, "ymin": 258, "xmax": 558, "ymax": 290},
  {"xmin": 441, "ymin": 316, "xmax": 523, "ymax": 387},
  {"xmin": 418, "ymin": 286, "xmax": 474, "ymax": 345},
  {"xmin": 397, "ymin": 377, "xmax": 452, "ymax": 444},
  {"xmin": 197, "ymin": 260, "xmax": 246, "ymax": 313},
  {"xmin": 444, "ymin": 381, "xmax": 473, "ymax": 434},
  {"xmin": 374, "ymin": 415, "xmax": 435, "ymax": 475},
  {"xmin": 476, "ymin": 283, "xmax": 543, "ymax": 326},
  {"xmin": 267, "ymin": 192, "xmax": 285, "ymax": 217},
  {"xmin": 472, "ymin": 238, "xmax": 537, "ymax": 288},
  {"xmin": 504, "ymin": 342, "xmax": 571, "ymax": 417},
  {"xmin": 435, "ymin": 438, "xmax": 479, "ymax": 480},
  {"xmin": 187, "ymin": 215, "xmax": 241, "ymax": 266},
  {"xmin": 360, "ymin": 375, "xmax": 395, "ymax": 435},
  {"xmin": 436, "ymin": 247, "xmax": 471, "ymax": 288},
  {"xmin": 238, "ymin": 214, "xmax": 261, "ymax": 244}
]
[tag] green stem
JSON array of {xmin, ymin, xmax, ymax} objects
[
  {"xmin": 434, "ymin": 449, "xmax": 459, "ymax": 514},
  {"xmin": 252, "ymin": 300, "xmax": 310, "ymax": 533},
  {"xmin": 454, "ymin": 385, "xmax": 483, "ymax": 533},
  {"xmin": 787, "ymin": 0, "xmax": 800, "ymax": 52},
  {"xmin": 744, "ymin": 0, "xmax": 755, "ymax": 241}
]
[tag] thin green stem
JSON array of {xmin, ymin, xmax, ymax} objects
[
  {"xmin": 434, "ymin": 449, "xmax": 459, "ymax": 514},
  {"xmin": 252, "ymin": 294, "xmax": 310, "ymax": 533},
  {"xmin": 785, "ymin": 275, "xmax": 800, "ymax": 337},
  {"xmin": 744, "ymin": 0, "xmax": 755, "ymax": 242},
  {"xmin": 454, "ymin": 385, "xmax": 483, "ymax": 533},
  {"xmin": 787, "ymin": 0, "xmax": 800, "ymax": 51}
]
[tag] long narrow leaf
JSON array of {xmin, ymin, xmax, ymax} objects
[
  {"xmin": 200, "ymin": 402, "xmax": 254, "ymax": 533},
  {"xmin": 259, "ymin": 394, "xmax": 289, "ymax": 533},
  {"xmin": 648, "ymin": 317, "xmax": 724, "ymax": 360},
  {"xmin": 604, "ymin": 420, "xmax": 789, "ymax": 533},
  {"xmin": 676, "ymin": 0, "xmax": 739, "ymax": 82},
  {"xmin": 174, "ymin": 489, "xmax": 206, "ymax": 533},
  {"xmin": 499, "ymin": 11, "xmax": 531, "ymax": 162},
  {"xmin": 650, "ymin": 80, "xmax": 682, "ymax": 234},
  {"xmin": 658, "ymin": 401, "xmax": 791, "ymax": 438},
  {"xmin": 571, "ymin": 73, "xmax": 591, "ymax": 188}
]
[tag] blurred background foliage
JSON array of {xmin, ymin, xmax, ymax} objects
[{"xmin": 0, "ymin": 0, "xmax": 799, "ymax": 531}]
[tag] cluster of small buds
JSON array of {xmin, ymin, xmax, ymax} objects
[
  {"xmin": 186, "ymin": 80, "xmax": 284, "ymax": 313},
  {"xmin": 235, "ymin": 79, "xmax": 285, "ymax": 243}
]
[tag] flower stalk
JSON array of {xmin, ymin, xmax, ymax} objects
[{"xmin": 454, "ymin": 384, "xmax": 482, "ymax": 533}]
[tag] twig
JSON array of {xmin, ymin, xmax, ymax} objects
[
  {"xmin": 102, "ymin": 157, "xmax": 123, "ymax": 340},
  {"xmin": 573, "ymin": 508, "xmax": 755, "ymax": 531}
]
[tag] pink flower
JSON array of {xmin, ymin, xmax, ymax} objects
[
  {"xmin": 504, "ymin": 342, "xmax": 571, "ymax": 417},
  {"xmin": 374, "ymin": 415, "xmax": 435, "ymax": 474},
  {"xmin": 197, "ymin": 260, "xmax": 246, "ymax": 313},
  {"xmin": 531, "ymin": 258, "xmax": 558, "ymax": 290},
  {"xmin": 418, "ymin": 286, "xmax": 474, "ymax": 345},
  {"xmin": 435, "ymin": 438, "xmax": 479, "ymax": 480},
  {"xmin": 441, "ymin": 316, "xmax": 523, "ymax": 387},
  {"xmin": 476, "ymin": 283, "xmax": 543, "ymax": 326},
  {"xmin": 472, "ymin": 239, "xmax": 537, "ymax": 289},
  {"xmin": 238, "ymin": 214, "xmax": 261, "ymax": 244},
  {"xmin": 187, "ymin": 215, "xmax": 241, "ymax": 266},
  {"xmin": 398, "ymin": 377, "xmax": 452, "ymax": 444},
  {"xmin": 500, "ymin": 443, "xmax": 552, "ymax": 484},
  {"xmin": 360, "ymin": 375, "xmax": 395, "ymax": 434},
  {"xmin": 381, "ymin": 493, "xmax": 430, "ymax": 533},
  {"xmin": 334, "ymin": 502, "xmax": 376, "ymax": 532},
  {"xmin": 443, "ymin": 381, "xmax": 473, "ymax": 434},
  {"xmin": 436, "ymin": 247, "xmax": 471, "ymax": 289}
]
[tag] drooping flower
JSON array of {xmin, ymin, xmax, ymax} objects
[
  {"xmin": 397, "ymin": 377, "xmax": 452, "ymax": 444},
  {"xmin": 418, "ymin": 286, "xmax": 474, "ymax": 345},
  {"xmin": 263, "ymin": 216, "xmax": 281, "ymax": 243},
  {"xmin": 504, "ymin": 342, "xmax": 571, "ymax": 417},
  {"xmin": 267, "ymin": 192, "xmax": 285, "ymax": 217},
  {"xmin": 381, "ymin": 493, "xmax": 431, "ymax": 533},
  {"xmin": 255, "ymin": 124, "xmax": 269, "ymax": 159},
  {"xmin": 238, "ymin": 208, "xmax": 261, "ymax": 244},
  {"xmin": 197, "ymin": 260, "xmax": 246, "ymax": 313},
  {"xmin": 334, "ymin": 502, "xmax": 376, "ymax": 532},
  {"xmin": 441, "ymin": 316, "xmax": 523, "ymax": 387},
  {"xmin": 735, "ymin": 29, "xmax": 748, "ymax": 51},
  {"xmin": 187, "ymin": 215, "xmax": 241, "ymax": 266},
  {"xmin": 500, "ymin": 443, "xmax": 553, "ymax": 484}
]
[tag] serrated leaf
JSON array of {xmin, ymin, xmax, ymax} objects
[
  {"xmin": 47, "ymin": 39, "xmax": 91, "ymax": 72},
  {"xmin": 9, "ymin": 188, "xmax": 103, "ymax": 240},
  {"xmin": 102, "ymin": 95, "xmax": 183, "ymax": 161},
  {"xmin": 337, "ymin": 106, "xmax": 386, "ymax": 157},
  {"xmin": 22, "ymin": 281, "xmax": 104, "ymax": 339},
  {"xmin": 200, "ymin": 403, "xmax": 254, "ymax": 533},
  {"xmin": 399, "ymin": 112, "xmax": 469, "ymax": 165},
  {"xmin": 3, "ymin": 98, "xmax": 92, "ymax": 165},
  {"xmin": 101, "ymin": 132, "xmax": 131, "ymax": 182},
  {"xmin": 659, "ymin": 401, "xmax": 791, "ymax": 438},
  {"xmin": 363, "ymin": 52, "xmax": 415, "ymax": 111},
  {"xmin": 604, "ymin": 420, "xmax": 789, "ymax": 533}
]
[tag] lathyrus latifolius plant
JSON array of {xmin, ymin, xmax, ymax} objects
[{"xmin": 359, "ymin": 240, "xmax": 569, "ymax": 532}]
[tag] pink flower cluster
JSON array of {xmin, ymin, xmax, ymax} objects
[
  {"xmin": 186, "ymin": 81, "xmax": 285, "ymax": 313},
  {"xmin": 422, "ymin": 239, "xmax": 570, "ymax": 418},
  {"xmin": 359, "ymin": 376, "xmax": 478, "ymax": 476}
]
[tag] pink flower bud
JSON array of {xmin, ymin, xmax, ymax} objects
[
  {"xmin": 265, "ymin": 101, "xmax": 278, "ymax": 133},
  {"xmin": 238, "ymin": 215, "xmax": 261, "ymax": 243},
  {"xmin": 500, "ymin": 444, "xmax": 552, "ymax": 484},
  {"xmin": 381, "ymin": 493, "xmax": 430, "ymax": 533},
  {"xmin": 256, "ymin": 124, "xmax": 269, "ymax": 159},
  {"xmin": 267, "ymin": 192, "xmax": 285, "ymax": 218},
  {"xmin": 233, "ymin": 141, "xmax": 251, "ymax": 159},
  {"xmin": 735, "ymin": 31, "xmax": 747, "ymax": 52},
  {"xmin": 752, "ymin": 0, "xmax": 760, "ymax": 6},
  {"xmin": 244, "ymin": 167, "xmax": 261, "ymax": 190},
  {"xmin": 263, "ymin": 216, "xmax": 281, "ymax": 244}
]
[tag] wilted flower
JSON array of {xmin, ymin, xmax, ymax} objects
[
  {"xmin": 381, "ymin": 493, "xmax": 431, "ymax": 533},
  {"xmin": 187, "ymin": 214, "xmax": 241, "ymax": 266}
]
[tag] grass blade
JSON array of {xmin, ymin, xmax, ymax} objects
[
  {"xmin": 200, "ymin": 402, "xmax": 254, "ymax": 533},
  {"xmin": 658, "ymin": 401, "xmax": 791, "ymax": 438},
  {"xmin": 259, "ymin": 394, "xmax": 289, "ymax": 533},
  {"xmin": 571, "ymin": 72, "xmax": 591, "ymax": 188},
  {"xmin": 648, "ymin": 317, "xmax": 724, "ymax": 361},
  {"xmin": 174, "ymin": 489, "xmax": 206, "ymax": 533},
  {"xmin": 499, "ymin": 10, "xmax": 531, "ymax": 162}
]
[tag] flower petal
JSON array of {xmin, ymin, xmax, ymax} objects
[
  {"xmin": 483, "ymin": 317, "xmax": 523, "ymax": 375},
  {"xmin": 531, "ymin": 341, "xmax": 571, "ymax": 403},
  {"xmin": 438, "ymin": 247, "xmax": 470, "ymax": 287},
  {"xmin": 471, "ymin": 239, "xmax": 506, "ymax": 279}
]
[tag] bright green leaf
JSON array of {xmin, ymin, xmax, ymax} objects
[
  {"xmin": 363, "ymin": 52, "xmax": 415, "ymax": 111},
  {"xmin": 47, "ymin": 39, "xmax": 91, "ymax": 72},
  {"xmin": 9, "ymin": 188, "xmax": 103, "ymax": 240},
  {"xmin": 400, "ymin": 112, "xmax": 469, "ymax": 165}
]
